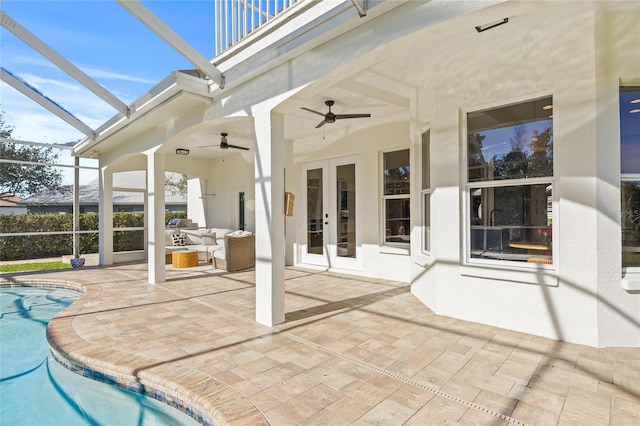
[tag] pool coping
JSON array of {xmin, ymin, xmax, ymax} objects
[{"xmin": 1, "ymin": 279, "xmax": 266, "ymax": 426}]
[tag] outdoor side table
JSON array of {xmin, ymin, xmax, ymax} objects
[{"xmin": 172, "ymin": 250, "xmax": 198, "ymax": 268}]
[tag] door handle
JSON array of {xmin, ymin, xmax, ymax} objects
[{"xmin": 324, "ymin": 222, "xmax": 328, "ymax": 225}]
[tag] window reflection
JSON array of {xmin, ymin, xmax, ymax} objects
[
  {"xmin": 468, "ymin": 97, "xmax": 553, "ymax": 182},
  {"xmin": 621, "ymin": 87, "xmax": 640, "ymax": 268},
  {"xmin": 467, "ymin": 97, "xmax": 553, "ymax": 265}
]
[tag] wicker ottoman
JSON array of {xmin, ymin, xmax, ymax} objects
[{"xmin": 172, "ymin": 250, "xmax": 199, "ymax": 268}]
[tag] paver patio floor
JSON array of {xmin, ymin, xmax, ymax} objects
[{"xmin": 2, "ymin": 262, "xmax": 639, "ymax": 425}]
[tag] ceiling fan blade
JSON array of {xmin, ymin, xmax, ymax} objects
[
  {"xmin": 301, "ymin": 107, "xmax": 326, "ymax": 117},
  {"xmin": 197, "ymin": 144, "xmax": 220, "ymax": 148},
  {"xmin": 315, "ymin": 120, "xmax": 327, "ymax": 128},
  {"xmin": 227, "ymin": 144, "xmax": 249, "ymax": 151},
  {"xmin": 335, "ymin": 113, "xmax": 371, "ymax": 119}
]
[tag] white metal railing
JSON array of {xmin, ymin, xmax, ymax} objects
[{"xmin": 215, "ymin": 0, "xmax": 304, "ymax": 55}]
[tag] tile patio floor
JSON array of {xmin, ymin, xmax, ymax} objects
[{"xmin": 2, "ymin": 262, "xmax": 639, "ymax": 425}]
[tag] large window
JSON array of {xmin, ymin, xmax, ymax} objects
[
  {"xmin": 383, "ymin": 149, "xmax": 410, "ymax": 245},
  {"xmin": 621, "ymin": 87, "xmax": 640, "ymax": 268},
  {"xmin": 421, "ymin": 130, "xmax": 431, "ymax": 253},
  {"xmin": 467, "ymin": 96, "xmax": 554, "ymax": 265}
]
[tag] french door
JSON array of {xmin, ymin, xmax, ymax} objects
[{"xmin": 300, "ymin": 156, "xmax": 360, "ymax": 270}]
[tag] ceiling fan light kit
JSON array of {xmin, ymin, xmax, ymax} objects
[{"xmin": 301, "ymin": 100, "xmax": 371, "ymax": 128}]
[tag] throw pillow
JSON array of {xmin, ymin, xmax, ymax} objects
[
  {"xmin": 171, "ymin": 233, "xmax": 187, "ymax": 246},
  {"xmin": 202, "ymin": 232, "xmax": 217, "ymax": 245}
]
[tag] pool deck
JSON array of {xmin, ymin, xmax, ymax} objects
[{"xmin": 1, "ymin": 262, "xmax": 639, "ymax": 425}]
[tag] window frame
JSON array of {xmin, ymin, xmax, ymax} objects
[
  {"xmin": 620, "ymin": 86, "xmax": 640, "ymax": 272},
  {"xmin": 381, "ymin": 147, "xmax": 411, "ymax": 247},
  {"xmin": 463, "ymin": 95, "xmax": 556, "ymax": 269},
  {"xmin": 421, "ymin": 129, "xmax": 431, "ymax": 254}
]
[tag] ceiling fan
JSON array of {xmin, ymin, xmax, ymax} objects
[
  {"xmin": 198, "ymin": 133, "xmax": 249, "ymax": 151},
  {"xmin": 301, "ymin": 100, "xmax": 371, "ymax": 128}
]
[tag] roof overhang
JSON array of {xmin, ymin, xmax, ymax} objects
[{"xmin": 73, "ymin": 70, "xmax": 213, "ymax": 157}]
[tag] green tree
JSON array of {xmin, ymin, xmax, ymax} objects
[
  {"xmin": 467, "ymin": 132, "xmax": 487, "ymax": 181},
  {"xmin": 165, "ymin": 172, "xmax": 188, "ymax": 197},
  {"xmin": 0, "ymin": 110, "xmax": 63, "ymax": 199}
]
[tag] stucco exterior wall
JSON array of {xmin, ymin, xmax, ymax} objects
[
  {"xmin": 410, "ymin": 4, "xmax": 639, "ymax": 347},
  {"xmin": 204, "ymin": 151, "xmax": 256, "ymax": 232}
]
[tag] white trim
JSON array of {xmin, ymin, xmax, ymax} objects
[
  {"xmin": 299, "ymin": 155, "xmax": 362, "ymax": 271},
  {"xmin": 380, "ymin": 147, "xmax": 411, "ymax": 248},
  {"xmin": 461, "ymin": 94, "xmax": 557, "ymax": 271}
]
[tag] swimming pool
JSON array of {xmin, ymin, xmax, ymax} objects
[{"xmin": 0, "ymin": 286, "xmax": 200, "ymax": 426}]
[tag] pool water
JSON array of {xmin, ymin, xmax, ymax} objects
[{"xmin": 0, "ymin": 287, "xmax": 200, "ymax": 426}]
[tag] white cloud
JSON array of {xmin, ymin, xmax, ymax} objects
[
  {"xmin": 2, "ymin": 81, "xmax": 92, "ymax": 143},
  {"xmin": 80, "ymin": 66, "xmax": 157, "ymax": 85}
]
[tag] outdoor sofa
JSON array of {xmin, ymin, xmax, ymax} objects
[{"xmin": 165, "ymin": 226, "xmax": 255, "ymax": 272}]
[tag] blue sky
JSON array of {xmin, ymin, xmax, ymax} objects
[{"xmin": 1, "ymin": 0, "xmax": 215, "ymax": 144}]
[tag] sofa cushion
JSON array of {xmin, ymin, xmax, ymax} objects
[
  {"xmin": 171, "ymin": 233, "xmax": 187, "ymax": 246},
  {"xmin": 165, "ymin": 229, "xmax": 180, "ymax": 245},
  {"xmin": 201, "ymin": 232, "xmax": 217, "ymax": 245},
  {"xmin": 179, "ymin": 229, "xmax": 200, "ymax": 245},
  {"xmin": 210, "ymin": 245, "xmax": 226, "ymax": 261},
  {"xmin": 229, "ymin": 230, "xmax": 253, "ymax": 237},
  {"xmin": 209, "ymin": 228, "xmax": 235, "ymax": 239}
]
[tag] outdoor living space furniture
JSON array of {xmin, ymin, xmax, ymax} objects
[
  {"xmin": 209, "ymin": 231, "xmax": 255, "ymax": 272},
  {"xmin": 171, "ymin": 250, "xmax": 199, "ymax": 268},
  {"xmin": 165, "ymin": 226, "xmax": 234, "ymax": 262},
  {"xmin": 165, "ymin": 226, "xmax": 255, "ymax": 271}
]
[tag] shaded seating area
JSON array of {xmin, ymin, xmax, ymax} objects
[{"xmin": 210, "ymin": 232, "xmax": 255, "ymax": 272}]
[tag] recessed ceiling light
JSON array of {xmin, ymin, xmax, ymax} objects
[
  {"xmin": 175, "ymin": 148, "xmax": 190, "ymax": 155},
  {"xmin": 630, "ymin": 109, "xmax": 640, "ymax": 114},
  {"xmin": 542, "ymin": 104, "xmax": 553, "ymax": 110},
  {"xmin": 631, "ymin": 99, "xmax": 640, "ymax": 104}
]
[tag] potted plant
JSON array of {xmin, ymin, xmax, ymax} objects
[
  {"xmin": 70, "ymin": 254, "xmax": 85, "ymax": 268},
  {"xmin": 70, "ymin": 232, "xmax": 97, "ymax": 268}
]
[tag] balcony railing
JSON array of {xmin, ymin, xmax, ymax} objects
[{"xmin": 214, "ymin": 0, "xmax": 304, "ymax": 55}]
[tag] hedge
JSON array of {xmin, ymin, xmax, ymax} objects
[{"xmin": 0, "ymin": 211, "xmax": 187, "ymax": 261}]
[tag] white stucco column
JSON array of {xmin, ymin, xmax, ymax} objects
[
  {"xmin": 253, "ymin": 105, "xmax": 286, "ymax": 326},
  {"xmin": 98, "ymin": 164, "xmax": 113, "ymax": 265},
  {"xmin": 147, "ymin": 149, "xmax": 166, "ymax": 284}
]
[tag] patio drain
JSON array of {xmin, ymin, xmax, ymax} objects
[{"xmin": 285, "ymin": 333, "xmax": 533, "ymax": 426}]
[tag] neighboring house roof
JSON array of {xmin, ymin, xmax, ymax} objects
[
  {"xmin": 21, "ymin": 171, "xmax": 186, "ymax": 206},
  {"xmin": 0, "ymin": 195, "xmax": 24, "ymax": 207}
]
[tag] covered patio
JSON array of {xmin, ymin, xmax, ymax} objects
[{"xmin": 2, "ymin": 264, "xmax": 638, "ymax": 425}]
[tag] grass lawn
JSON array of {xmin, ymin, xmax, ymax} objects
[{"xmin": 0, "ymin": 262, "xmax": 72, "ymax": 273}]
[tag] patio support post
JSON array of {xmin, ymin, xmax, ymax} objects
[
  {"xmin": 254, "ymin": 106, "xmax": 286, "ymax": 326},
  {"xmin": 73, "ymin": 156, "xmax": 80, "ymax": 258},
  {"xmin": 98, "ymin": 165, "xmax": 113, "ymax": 265},
  {"xmin": 147, "ymin": 149, "xmax": 166, "ymax": 284}
]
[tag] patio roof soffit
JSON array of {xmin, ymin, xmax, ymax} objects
[
  {"xmin": 116, "ymin": 0, "xmax": 224, "ymax": 89},
  {"xmin": 0, "ymin": 10, "xmax": 129, "ymax": 118},
  {"xmin": 73, "ymin": 70, "xmax": 213, "ymax": 156}
]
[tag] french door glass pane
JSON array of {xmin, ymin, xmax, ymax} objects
[
  {"xmin": 307, "ymin": 168, "xmax": 323, "ymax": 254},
  {"xmin": 336, "ymin": 164, "xmax": 356, "ymax": 258}
]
